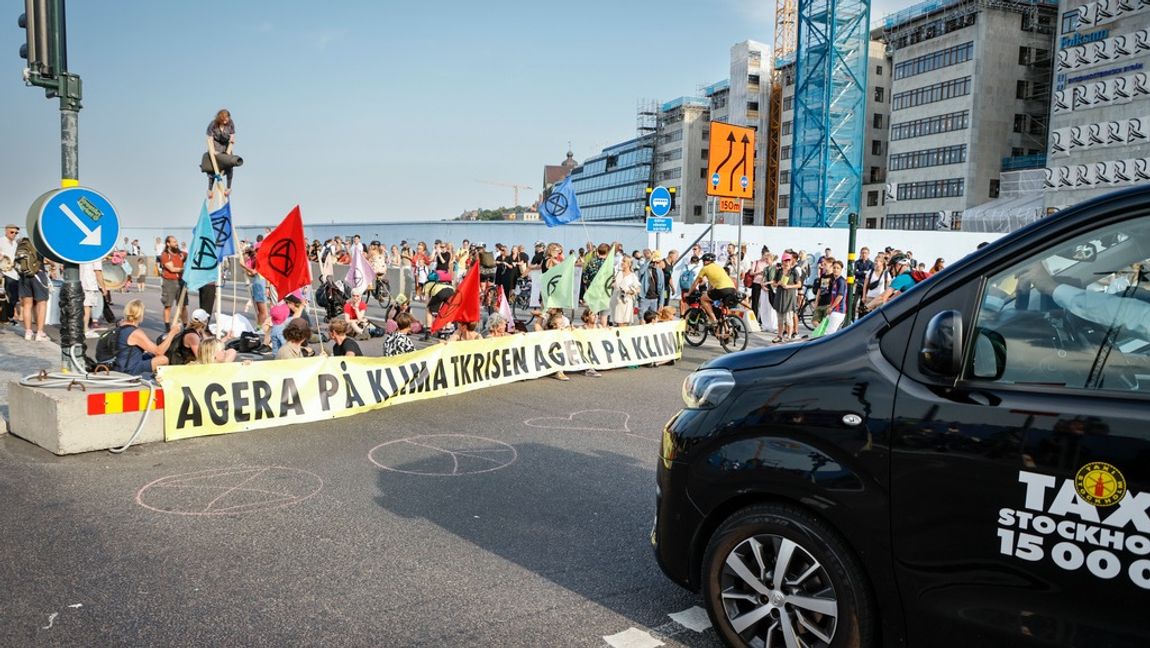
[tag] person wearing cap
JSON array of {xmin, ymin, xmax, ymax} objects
[
  {"xmin": 168, "ymin": 309, "xmax": 231, "ymax": 366},
  {"xmin": 276, "ymin": 317, "xmax": 317, "ymax": 360},
  {"xmin": 772, "ymin": 254, "xmax": 801, "ymax": 343},
  {"xmin": 639, "ymin": 250, "xmax": 667, "ymax": 316},
  {"xmin": 342, "ymin": 288, "xmax": 374, "ymax": 339},
  {"xmin": 0, "ymin": 224, "xmax": 20, "ymax": 323},
  {"xmin": 888, "ymin": 255, "xmax": 916, "ymax": 294}
]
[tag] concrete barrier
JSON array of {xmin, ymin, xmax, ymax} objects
[{"xmin": 7, "ymin": 382, "xmax": 164, "ymax": 455}]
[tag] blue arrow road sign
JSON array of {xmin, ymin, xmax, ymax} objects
[
  {"xmin": 648, "ymin": 185, "xmax": 672, "ymax": 218},
  {"xmin": 646, "ymin": 217, "xmax": 673, "ymax": 233},
  {"xmin": 711, "ymin": 173, "xmax": 721, "ymax": 187},
  {"xmin": 36, "ymin": 187, "xmax": 119, "ymax": 264},
  {"xmin": 740, "ymin": 175, "xmax": 749, "ymax": 189}
]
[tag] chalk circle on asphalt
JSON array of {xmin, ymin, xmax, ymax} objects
[
  {"xmin": 368, "ymin": 434, "xmax": 518, "ymax": 476},
  {"xmin": 135, "ymin": 466, "xmax": 324, "ymax": 516},
  {"xmin": 524, "ymin": 409, "xmax": 632, "ymax": 433}
]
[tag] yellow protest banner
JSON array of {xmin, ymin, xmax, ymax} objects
[{"xmin": 160, "ymin": 321, "xmax": 685, "ymax": 440}]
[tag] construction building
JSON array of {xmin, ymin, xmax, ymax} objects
[
  {"xmin": 654, "ymin": 96, "xmax": 712, "ymax": 224},
  {"xmin": 771, "ymin": 41, "xmax": 890, "ymax": 228},
  {"xmin": 724, "ymin": 41, "xmax": 772, "ymax": 225},
  {"xmin": 566, "ymin": 134, "xmax": 656, "ymax": 222},
  {"xmin": 879, "ymin": 0, "xmax": 1057, "ymax": 230},
  {"xmin": 1044, "ymin": 0, "xmax": 1150, "ymax": 211}
]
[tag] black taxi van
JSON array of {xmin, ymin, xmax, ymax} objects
[{"xmin": 653, "ymin": 185, "xmax": 1150, "ymax": 647}]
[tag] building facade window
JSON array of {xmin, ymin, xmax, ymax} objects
[
  {"xmin": 782, "ymin": 121, "xmax": 792, "ymax": 135},
  {"xmin": 780, "ymin": 170, "xmax": 790, "ymax": 184},
  {"xmin": 893, "ymin": 42, "xmax": 974, "ymax": 80},
  {"xmin": 874, "ymin": 87, "xmax": 885, "ymax": 102},
  {"xmin": 694, "ymin": 205, "xmax": 703, "ymax": 216},
  {"xmin": 876, "ymin": 65, "xmax": 884, "ymax": 76},
  {"xmin": 783, "ymin": 96, "xmax": 793, "ymax": 111},
  {"xmin": 867, "ymin": 191, "xmax": 879, "ymax": 207},
  {"xmin": 872, "ymin": 140, "xmax": 883, "ymax": 156},
  {"xmin": 990, "ymin": 178, "xmax": 1000, "ymax": 198},
  {"xmin": 895, "ymin": 178, "xmax": 965, "ymax": 200},
  {"xmin": 888, "ymin": 144, "xmax": 967, "ymax": 171},
  {"xmin": 781, "ymin": 145, "xmax": 791, "ymax": 160},
  {"xmin": 1061, "ymin": 9, "xmax": 1079, "ymax": 35},
  {"xmin": 873, "ymin": 113, "xmax": 884, "ymax": 128},
  {"xmin": 657, "ymin": 168, "xmax": 682, "ymax": 181},
  {"xmin": 886, "ymin": 212, "xmax": 952, "ymax": 230},
  {"xmin": 890, "ymin": 110, "xmax": 969, "ymax": 141},
  {"xmin": 779, "ymin": 194, "xmax": 790, "ymax": 208},
  {"xmin": 891, "ymin": 77, "xmax": 971, "ymax": 111}
]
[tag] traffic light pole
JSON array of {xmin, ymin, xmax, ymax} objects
[
  {"xmin": 845, "ymin": 212, "xmax": 859, "ymax": 325},
  {"xmin": 21, "ymin": 0, "xmax": 85, "ymax": 371}
]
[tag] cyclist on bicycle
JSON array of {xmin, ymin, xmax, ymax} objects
[{"xmin": 690, "ymin": 253, "xmax": 737, "ymax": 326}]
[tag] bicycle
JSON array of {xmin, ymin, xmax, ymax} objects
[
  {"xmin": 681, "ymin": 290, "xmax": 749, "ymax": 353},
  {"xmin": 796, "ymin": 286, "xmax": 816, "ymax": 331},
  {"xmin": 372, "ymin": 274, "xmax": 392, "ymax": 309}
]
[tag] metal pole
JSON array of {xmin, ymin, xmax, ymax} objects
[
  {"xmin": 58, "ymin": 105, "xmax": 84, "ymax": 372},
  {"xmin": 845, "ymin": 212, "xmax": 859, "ymax": 324},
  {"xmin": 709, "ymin": 197, "xmax": 716, "ymax": 251},
  {"xmin": 736, "ymin": 198, "xmax": 744, "ymax": 281}
]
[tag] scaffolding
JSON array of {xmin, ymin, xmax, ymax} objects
[
  {"xmin": 791, "ymin": 0, "xmax": 870, "ymax": 228},
  {"xmin": 765, "ymin": 0, "xmax": 798, "ymax": 226}
]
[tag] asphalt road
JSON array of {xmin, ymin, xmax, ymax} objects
[{"xmin": 1, "ymin": 285, "xmax": 745, "ymax": 647}]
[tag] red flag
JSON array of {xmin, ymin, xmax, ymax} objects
[
  {"xmin": 431, "ymin": 261, "xmax": 481, "ymax": 332},
  {"xmin": 255, "ymin": 206, "xmax": 312, "ymax": 298}
]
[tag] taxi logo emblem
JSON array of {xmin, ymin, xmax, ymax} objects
[{"xmin": 1074, "ymin": 462, "xmax": 1127, "ymax": 507}]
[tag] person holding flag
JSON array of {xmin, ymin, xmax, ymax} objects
[
  {"xmin": 184, "ymin": 202, "xmax": 222, "ymax": 320},
  {"xmin": 255, "ymin": 206, "xmax": 312, "ymax": 300},
  {"xmin": 344, "ymin": 241, "xmax": 375, "ymax": 295},
  {"xmin": 538, "ymin": 248, "xmax": 577, "ymax": 311},
  {"xmin": 539, "ymin": 176, "xmax": 582, "ymax": 227},
  {"xmin": 428, "ymin": 262, "xmax": 481, "ymax": 337},
  {"xmin": 582, "ymin": 243, "xmax": 615, "ymax": 327}
]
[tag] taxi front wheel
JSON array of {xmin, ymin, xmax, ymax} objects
[{"xmin": 701, "ymin": 504, "xmax": 874, "ymax": 648}]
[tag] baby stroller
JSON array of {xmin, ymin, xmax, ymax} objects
[{"xmin": 316, "ymin": 278, "xmax": 350, "ymax": 322}]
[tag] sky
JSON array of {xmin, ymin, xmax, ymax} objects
[{"xmin": 3, "ymin": 0, "xmax": 905, "ymax": 229}]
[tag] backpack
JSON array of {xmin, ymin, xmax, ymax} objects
[
  {"xmin": 94, "ymin": 325, "xmax": 127, "ymax": 366},
  {"xmin": 166, "ymin": 327, "xmax": 198, "ymax": 366},
  {"xmin": 678, "ymin": 268, "xmax": 696, "ymax": 292},
  {"xmin": 480, "ymin": 251, "xmax": 496, "ymax": 269},
  {"xmin": 14, "ymin": 239, "xmax": 42, "ymax": 277}
]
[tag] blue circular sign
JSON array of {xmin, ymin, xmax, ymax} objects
[
  {"xmin": 34, "ymin": 187, "xmax": 120, "ymax": 264},
  {"xmin": 648, "ymin": 185, "xmax": 673, "ymax": 218},
  {"xmin": 740, "ymin": 175, "xmax": 749, "ymax": 189},
  {"xmin": 711, "ymin": 173, "xmax": 721, "ymax": 187}
]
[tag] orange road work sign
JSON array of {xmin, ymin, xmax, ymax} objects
[{"xmin": 707, "ymin": 122, "xmax": 755, "ymax": 199}]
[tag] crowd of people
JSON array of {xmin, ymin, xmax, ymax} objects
[{"xmin": 1, "ymin": 220, "xmax": 947, "ymax": 380}]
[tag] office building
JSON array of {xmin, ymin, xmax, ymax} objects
[
  {"xmin": 880, "ymin": 0, "xmax": 1057, "ymax": 230},
  {"xmin": 1045, "ymin": 0, "xmax": 1150, "ymax": 210},
  {"xmin": 567, "ymin": 135, "xmax": 655, "ymax": 222},
  {"xmin": 725, "ymin": 41, "xmax": 772, "ymax": 225},
  {"xmin": 654, "ymin": 96, "xmax": 712, "ymax": 224}
]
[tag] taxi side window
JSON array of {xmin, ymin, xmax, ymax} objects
[{"xmin": 968, "ymin": 216, "xmax": 1150, "ymax": 393}]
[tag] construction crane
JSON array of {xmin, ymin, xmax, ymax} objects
[
  {"xmin": 765, "ymin": 0, "xmax": 797, "ymax": 226},
  {"xmin": 475, "ymin": 180, "xmax": 534, "ymax": 208}
]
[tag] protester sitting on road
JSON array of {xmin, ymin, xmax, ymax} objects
[
  {"xmin": 329, "ymin": 317, "xmax": 362, "ymax": 357},
  {"xmin": 114, "ymin": 299, "xmax": 180, "ymax": 377},
  {"xmin": 343, "ymin": 288, "xmax": 380, "ymax": 340},
  {"xmin": 448, "ymin": 320, "xmax": 482, "ymax": 343},
  {"xmin": 193, "ymin": 337, "xmax": 236, "ymax": 364},
  {"xmin": 276, "ymin": 318, "xmax": 316, "ymax": 360},
  {"xmin": 486, "ymin": 314, "xmax": 509, "ymax": 337},
  {"xmin": 168, "ymin": 308, "xmax": 214, "ymax": 366},
  {"xmin": 381, "ymin": 312, "xmax": 416, "ymax": 357}
]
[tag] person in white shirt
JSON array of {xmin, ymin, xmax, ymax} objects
[
  {"xmin": 0, "ymin": 224, "xmax": 20, "ymax": 323},
  {"xmin": 79, "ymin": 261, "xmax": 107, "ymax": 337},
  {"xmin": 1023, "ymin": 262, "xmax": 1150, "ymax": 339}
]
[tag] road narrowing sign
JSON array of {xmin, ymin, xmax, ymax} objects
[{"xmin": 707, "ymin": 122, "xmax": 755, "ymax": 200}]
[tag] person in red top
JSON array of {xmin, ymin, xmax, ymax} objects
[
  {"xmin": 159, "ymin": 235, "xmax": 188, "ymax": 326},
  {"xmin": 342, "ymin": 288, "xmax": 379, "ymax": 339}
]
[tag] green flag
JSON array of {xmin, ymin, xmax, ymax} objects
[
  {"xmin": 540, "ymin": 253, "xmax": 577, "ymax": 310},
  {"xmin": 582, "ymin": 250, "xmax": 615, "ymax": 314}
]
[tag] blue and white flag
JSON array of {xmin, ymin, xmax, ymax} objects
[
  {"xmin": 185, "ymin": 202, "xmax": 221, "ymax": 292},
  {"xmin": 209, "ymin": 201, "xmax": 237, "ymax": 257},
  {"xmin": 540, "ymin": 177, "xmax": 582, "ymax": 228}
]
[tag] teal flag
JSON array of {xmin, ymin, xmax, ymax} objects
[
  {"xmin": 540, "ymin": 253, "xmax": 577, "ymax": 309},
  {"xmin": 184, "ymin": 201, "xmax": 220, "ymax": 292},
  {"xmin": 582, "ymin": 250, "xmax": 615, "ymax": 314}
]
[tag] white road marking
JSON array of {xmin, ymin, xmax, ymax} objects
[
  {"xmin": 603, "ymin": 627, "xmax": 665, "ymax": 648},
  {"xmin": 668, "ymin": 606, "xmax": 712, "ymax": 633},
  {"xmin": 42, "ymin": 612, "xmax": 58, "ymax": 630}
]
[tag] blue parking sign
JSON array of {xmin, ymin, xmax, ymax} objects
[{"xmin": 32, "ymin": 187, "xmax": 120, "ymax": 264}]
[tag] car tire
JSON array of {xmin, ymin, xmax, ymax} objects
[{"xmin": 701, "ymin": 504, "xmax": 874, "ymax": 648}]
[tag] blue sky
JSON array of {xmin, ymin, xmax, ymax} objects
[{"xmin": 4, "ymin": 0, "xmax": 901, "ymax": 229}]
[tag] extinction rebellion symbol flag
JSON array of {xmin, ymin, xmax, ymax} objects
[{"xmin": 185, "ymin": 201, "xmax": 221, "ymax": 292}]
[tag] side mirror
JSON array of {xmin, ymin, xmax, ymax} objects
[
  {"xmin": 971, "ymin": 327, "xmax": 1007, "ymax": 380},
  {"xmin": 920, "ymin": 310, "xmax": 964, "ymax": 377}
]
